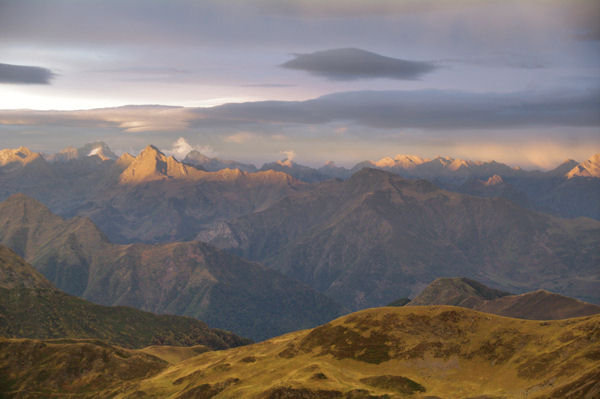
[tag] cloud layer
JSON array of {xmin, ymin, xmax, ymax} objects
[
  {"xmin": 196, "ymin": 88, "xmax": 600, "ymax": 130},
  {"xmin": 0, "ymin": 63, "xmax": 55, "ymax": 84},
  {"xmin": 2, "ymin": 88, "xmax": 598, "ymax": 132},
  {"xmin": 281, "ymin": 48, "xmax": 438, "ymax": 81}
]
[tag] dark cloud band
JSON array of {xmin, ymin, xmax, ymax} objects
[
  {"xmin": 196, "ymin": 89, "xmax": 600, "ymax": 130},
  {"xmin": 0, "ymin": 63, "xmax": 55, "ymax": 85},
  {"xmin": 281, "ymin": 48, "xmax": 438, "ymax": 81}
]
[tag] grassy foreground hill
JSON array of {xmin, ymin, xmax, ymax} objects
[
  {"xmin": 3, "ymin": 306, "xmax": 597, "ymax": 398},
  {"xmin": 0, "ymin": 337, "xmax": 169, "ymax": 397},
  {"xmin": 0, "ymin": 245, "xmax": 249, "ymax": 349},
  {"xmin": 405, "ymin": 277, "xmax": 600, "ymax": 320},
  {"xmin": 0, "ymin": 194, "xmax": 346, "ymax": 341}
]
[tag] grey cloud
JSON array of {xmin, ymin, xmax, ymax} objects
[
  {"xmin": 281, "ymin": 48, "xmax": 438, "ymax": 81},
  {"xmin": 196, "ymin": 89, "xmax": 600, "ymax": 130},
  {"xmin": 94, "ymin": 67, "xmax": 190, "ymax": 75},
  {"xmin": 242, "ymin": 83, "xmax": 297, "ymax": 88},
  {"xmin": 440, "ymin": 54, "xmax": 546, "ymax": 69},
  {"xmin": 0, "ymin": 63, "xmax": 55, "ymax": 84},
  {"xmin": 575, "ymin": 28, "xmax": 600, "ymax": 41}
]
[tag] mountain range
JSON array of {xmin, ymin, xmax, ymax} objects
[
  {"xmin": 0, "ymin": 244, "xmax": 249, "ymax": 349},
  {"xmin": 3, "ymin": 306, "xmax": 597, "ymax": 398},
  {"xmin": 0, "ymin": 194, "xmax": 346, "ymax": 341},
  {"xmin": 0, "ymin": 144, "xmax": 598, "ymax": 247},
  {"xmin": 1, "ymin": 144, "xmax": 598, "ymax": 311},
  {"xmin": 183, "ymin": 149, "xmax": 257, "ymax": 172},
  {"xmin": 0, "ymin": 144, "xmax": 306, "ymax": 243},
  {"xmin": 45, "ymin": 141, "xmax": 117, "ymax": 162},
  {"xmin": 206, "ymin": 168, "xmax": 600, "ymax": 309}
]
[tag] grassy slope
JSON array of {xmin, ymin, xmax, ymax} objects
[
  {"xmin": 119, "ymin": 306, "xmax": 600, "ymax": 399},
  {"xmin": 1, "ymin": 306, "xmax": 598, "ymax": 398},
  {"xmin": 0, "ymin": 245, "xmax": 250, "ymax": 350},
  {"xmin": 0, "ymin": 337, "xmax": 168, "ymax": 398}
]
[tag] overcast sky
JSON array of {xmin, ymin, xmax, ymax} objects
[{"xmin": 0, "ymin": 0, "xmax": 599, "ymax": 168}]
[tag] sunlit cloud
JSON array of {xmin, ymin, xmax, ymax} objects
[
  {"xmin": 223, "ymin": 131, "xmax": 256, "ymax": 144},
  {"xmin": 162, "ymin": 137, "xmax": 216, "ymax": 160},
  {"xmin": 276, "ymin": 149, "xmax": 296, "ymax": 167}
]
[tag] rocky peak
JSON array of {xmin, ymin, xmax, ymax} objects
[
  {"xmin": 46, "ymin": 142, "xmax": 117, "ymax": 162},
  {"xmin": 0, "ymin": 147, "xmax": 42, "ymax": 167},
  {"xmin": 566, "ymin": 153, "xmax": 600, "ymax": 178},
  {"xmin": 119, "ymin": 145, "xmax": 203, "ymax": 184},
  {"xmin": 483, "ymin": 174, "xmax": 504, "ymax": 186}
]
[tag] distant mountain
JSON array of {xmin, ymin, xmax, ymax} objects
[
  {"xmin": 407, "ymin": 277, "xmax": 511, "ymax": 307},
  {"xmin": 0, "ymin": 194, "xmax": 346, "ymax": 341},
  {"xmin": 1, "ymin": 144, "xmax": 598, "ymax": 246},
  {"xmin": 79, "ymin": 306, "xmax": 599, "ymax": 399},
  {"xmin": 207, "ymin": 168, "xmax": 600, "ymax": 309},
  {"xmin": 406, "ymin": 277, "xmax": 600, "ymax": 320},
  {"xmin": 0, "ymin": 146, "xmax": 120, "ymax": 219},
  {"xmin": 46, "ymin": 141, "xmax": 117, "ymax": 162},
  {"xmin": 517, "ymin": 172, "xmax": 600, "ymax": 220},
  {"xmin": 341, "ymin": 154, "xmax": 600, "ymax": 219},
  {"xmin": 119, "ymin": 144, "xmax": 206, "ymax": 183},
  {"xmin": 351, "ymin": 154, "xmax": 522, "ymax": 181},
  {"xmin": 318, "ymin": 161, "xmax": 353, "ymax": 179},
  {"xmin": 184, "ymin": 150, "xmax": 257, "ymax": 172},
  {"xmin": 0, "ymin": 145, "xmax": 306, "ymax": 243},
  {"xmin": 88, "ymin": 145, "xmax": 305, "ymax": 243},
  {"xmin": 566, "ymin": 153, "xmax": 600, "ymax": 178},
  {"xmin": 457, "ymin": 174, "xmax": 530, "ymax": 208},
  {"xmin": 0, "ymin": 146, "xmax": 44, "ymax": 169},
  {"xmin": 546, "ymin": 159, "xmax": 579, "ymax": 176},
  {"xmin": 260, "ymin": 160, "xmax": 329, "ymax": 182},
  {"xmin": 0, "ymin": 245, "xmax": 249, "ymax": 349}
]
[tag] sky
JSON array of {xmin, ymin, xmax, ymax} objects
[{"xmin": 0, "ymin": 0, "xmax": 599, "ymax": 169}]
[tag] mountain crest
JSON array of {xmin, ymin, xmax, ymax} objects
[
  {"xmin": 483, "ymin": 174, "xmax": 504, "ymax": 186},
  {"xmin": 566, "ymin": 153, "xmax": 600, "ymax": 178},
  {"xmin": 373, "ymin": 154, "xmax": 427, "ymax": 169},
  {"xmin": 408, "ymin": 277, "xmax": 511, "ymax": 307},
  {"xmin": 0, "ymin": 245, "xmax": 54, "ymax": 290},
  {"xmin": 47, "ymin": 142, "xmax": 117, "ymax": 162},
  {"xmin": 0, "ymin": 146, "xmax": 43, "ymax": 167},
  {"xmin": 119, "ymin": 145, "xmax": 204, "ymax": 183}
]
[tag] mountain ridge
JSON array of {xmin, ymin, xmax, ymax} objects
[
  {"xmin": 566, "ymin": 153, "xmax": 600, "ymax": 178},
  {"xmin": 0, "ymin": 194, "xmax": 346, "ymax": 341},
  {"xmin": 0, "ymin": 244, "xmax": 250, "ymax": 349},
  {"xmin": 405, "ymin": 277, "xmax": 600, "ymax": 320},
  {"xmin": 207, "ymin": 167, "xmax": 600, "ymax": 309}
]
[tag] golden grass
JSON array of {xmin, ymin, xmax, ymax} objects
[
  {"xmin": 140, "ymin": 344, "xmax": 211, "ymax": 364},
  {"xmin": 115, "ymin": 306, "xmax": 600, "ymax": 398}
]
